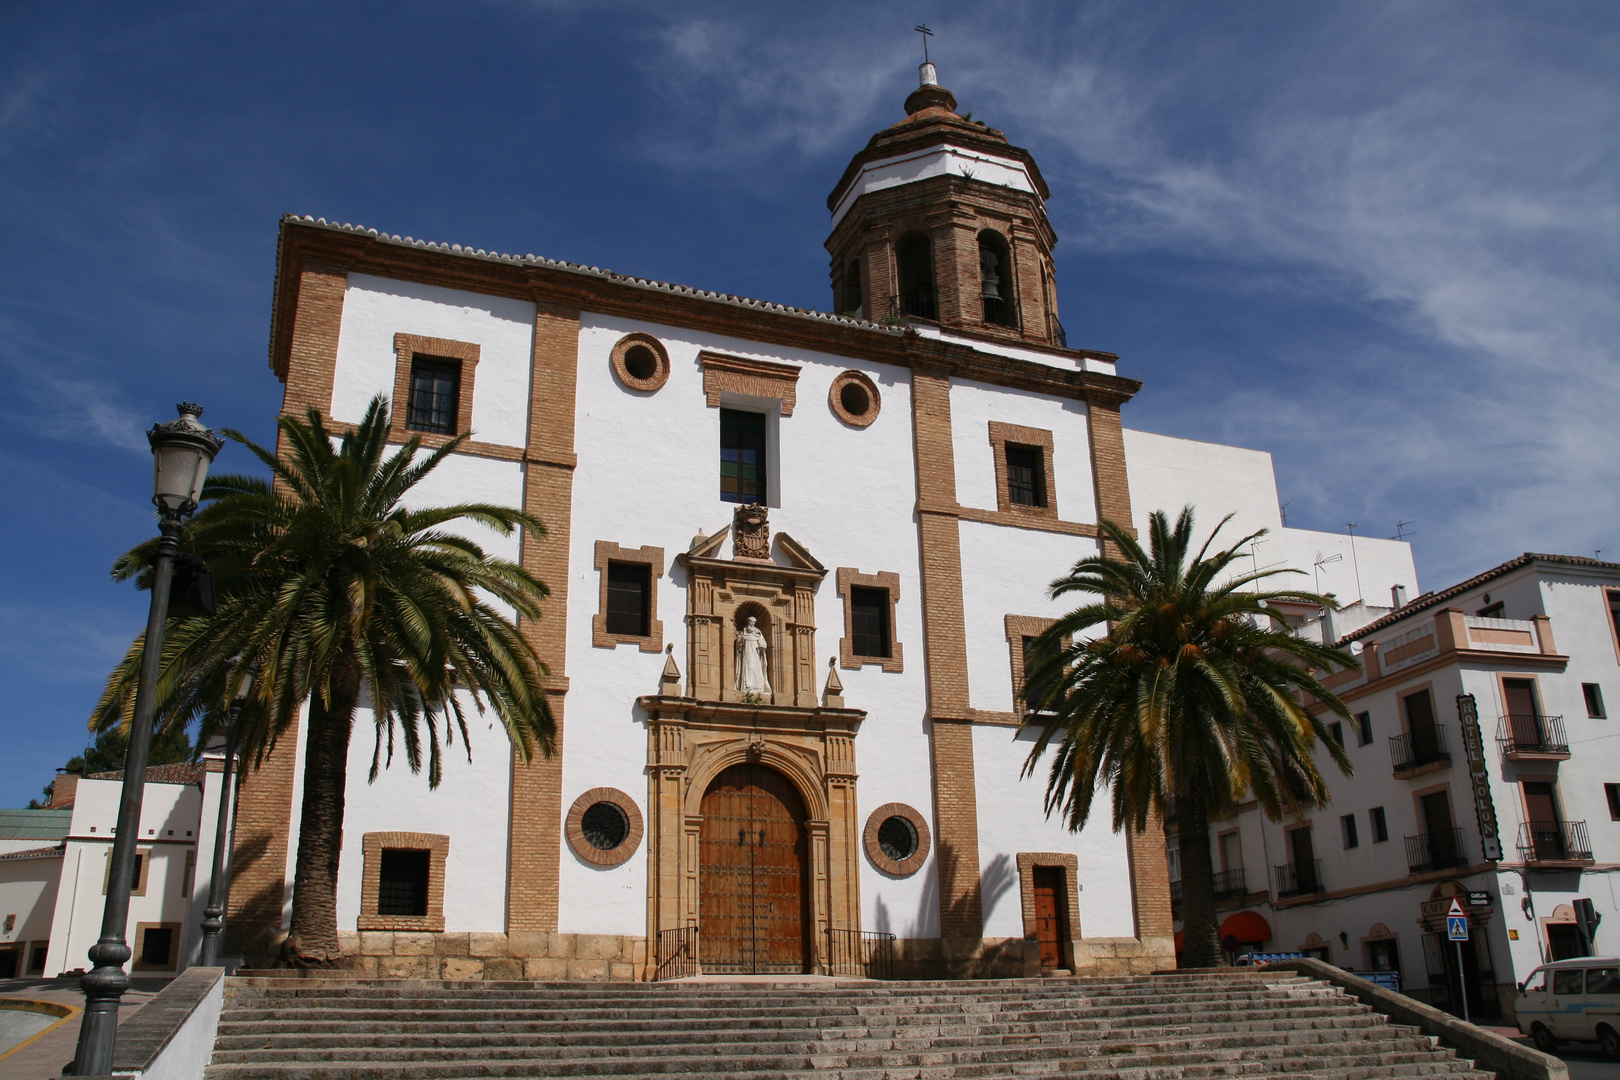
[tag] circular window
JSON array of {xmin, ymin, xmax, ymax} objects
[
  {"xmin": 566, "ymin": 787, "xmax": 644, "ymax": 867},
  {"xmin": 829, "ymin": 370, "xmax": 881, "ymax": 427},
  {"xmin": 877, "ymin": 815, "xmax": 918, "ymax": 862},
  {"xmin": 863, "ymin": 802, "xmax": 930, "ymax": 877},
  {"xmin": 581, "ymin": 802, "xmax": 629, "ymax": 851},
  {"xmin": 610, "ymin": 333, "xmax": 670, "ymax": 392}
]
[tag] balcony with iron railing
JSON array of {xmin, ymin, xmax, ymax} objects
[
  {"xmin": 1390, "ymin": 726, "xmax": 1451, "ymax": 776},
  {"xmin": 1214, "ymin": 867, "xmax": 1248, "ymax": 900},
  {"xmin": 1518, "ymin": 820, "xmax": 1593, "ymax": 865},
  {"xmin": 1274, "ymin": 860, "xmax": 1324, "ymax": 899},
  {"xmin": 1404, "ymin": 828, "xmax": 1468, "ymax": 874},
  {"xmin": 1047, "ymin": 315, "xmax": 1067, "ymax": 348},
  {"xmin": 1496, "ymin": 713, "xmax": 1569, "ymax": 759}
]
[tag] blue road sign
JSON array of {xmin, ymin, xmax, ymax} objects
[{"xmin": 1447, "ymin": 915, "xmax": 1469, "ymax": 942}]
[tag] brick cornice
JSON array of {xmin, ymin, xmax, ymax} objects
[{"xmin": 267, "ymin": 217, "xmax": 1141, "ymax": 409}]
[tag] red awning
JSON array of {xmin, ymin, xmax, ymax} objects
[{"xmin": 1220, "ymin": 911, "xmax": 1272, "ymax": 945}]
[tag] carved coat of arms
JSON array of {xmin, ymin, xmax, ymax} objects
[{"xmin": 733, "ymin": 504, "xmax": 770, "ymax": 560}]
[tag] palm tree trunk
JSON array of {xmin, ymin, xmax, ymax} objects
[
  {"xmin": 281, "ymin": 657, "xmax": 361, "ymax": 968},
  {"xmin": 1178, "ymin": 768, "xmax": 1224, "ymax": 969}
]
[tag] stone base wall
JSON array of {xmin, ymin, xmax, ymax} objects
[
  {"xmin": 230, "ymin": 929, "xmax": 1170, "ymax": 981},
  {"xmin": 336, "ymin": 931, "xmax": 646, "ymax": 981}
]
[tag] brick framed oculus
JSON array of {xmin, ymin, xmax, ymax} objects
[
  {"xmin": 565, "ymin": 787, "xmax": 644, "ymax": 868},
  {"xmin": 609, "ymin": 332, "xmax": 671, "ymax": 393},
  {"xmin": 864, "ymin": 803, "xmax": 930, "ymax": 877},
  {"xmin": 828, "ymin": 369, "xmax": 881, "ymax": 427}
]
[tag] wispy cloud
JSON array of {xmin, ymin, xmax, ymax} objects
[{"xmin": 632, "ymin": 2, "xmax": 1620, "ymax": 584}]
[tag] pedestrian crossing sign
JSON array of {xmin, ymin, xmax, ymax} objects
[{"xmin": 1447, "ymin": 915, "xmax": 1469, "ymax": 941}]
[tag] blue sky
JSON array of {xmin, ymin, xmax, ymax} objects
[{"xmin": 1, "ymin": 2, "xmax": 1615, "ymax": 807}]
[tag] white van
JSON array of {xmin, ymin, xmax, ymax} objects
[{"xmin": 1515, "ymin": 956, "xmax": 1620, "ymax": 1057}]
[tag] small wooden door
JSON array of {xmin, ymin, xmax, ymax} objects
[
  {"xmin": 1420, "ymin": 792, "xmax": 1458, "ymax": 865},
  {"xmin": 1290, "ymin": 825, "xmax": 1317, "ymax": 891},
  {"xmin": 1523, "ymin": 781, "xmax": 1564, "ymax": 858},
  {"xmin": 1032, "ymin": 866, "xmax": 1068, "ymax": 970},
  {"xmin": 1504, "ymin": 679, "xmax": 1541, "ymax": 745},
  {"xmin": 698, "ymin": 763, "xmax": 809, "ymax": 974},
  {"xmin": 1404, "ymin": 690, "xmax": 1440, "ymax": 758}
]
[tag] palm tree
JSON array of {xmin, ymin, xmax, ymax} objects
[
  {"xmin": 1020, "ymin": 507, "xmax": 1357, "ymax": 969},
  {"xmin": 93, "ymin": 396, "xmax": 555, "ymax": 967}
]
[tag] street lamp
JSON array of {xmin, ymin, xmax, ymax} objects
[
  {"xmin": 198, "ymin": 663, "xmax": 252, "ymax": 967},
  {"xmin": 73, "ymin": 403, "xmax": 222, "ymax": 1077}
]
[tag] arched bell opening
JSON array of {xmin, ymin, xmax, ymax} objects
[
  {"xmin": 977, "ymin": 229, "xmax": 1015, "ymax": 327},
  {"xmin": 895, "ymin": 231, "xmax": 937, "ymax": 321}
]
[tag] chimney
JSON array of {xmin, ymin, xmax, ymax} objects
[
  {"xmin": 1391, "ymin": 584, "xmax": 1408, "ymax": 609},
  {"xmin": 47, "ymin": 770, "xmax": 79, "ymax": 809}
]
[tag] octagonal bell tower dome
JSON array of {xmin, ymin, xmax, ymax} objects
[{"xmin": 825, "ymin": 63, "xmax": 1064, "ymax": 347}]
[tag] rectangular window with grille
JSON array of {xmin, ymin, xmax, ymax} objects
[
  {"xmin": 140, "ymin": 927, "xmax": 173, "ymax": 965},
  {"xmin": 1005, "ymin": 444, "xmax": 1046, "ymax": 507},
  {"xmin": 406, "ymin": 356, "xmax": 460, "ymax": 434},
  {"xmin": 605, "ymin": 561, "xmax": 651, "ymax": 637},
  {"xmin": 720, "ymin": 408, "xmax": 767, "ymax": 504},
  {"xmin": 850, "ymin": 586, "xmax": 890, "ymax": 658},
  {"xmin": 378, "ymin": 849, "xmax": 430, "ymax": 917}
]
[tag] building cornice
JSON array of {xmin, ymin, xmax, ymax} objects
[{"xmin": 268, "ymin": 216, "xmax": 1141, "ymax": 408}]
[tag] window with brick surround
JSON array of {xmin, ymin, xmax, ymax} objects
[
  {"xmin": 1022, "ymin": 635, "xmax": 1061, "ymax": 714},
  {"xmin": 988, "ymin": 422, "xmax": 1058, "ymax": 520},
  {"xmin": 359, "ymin": 832, "xmax": 448, "ymax": 932},
  {"xmin": 592, "ymin": 541, "xmax": 664, "ymax": 651},
  {"xmin": 390, "ymin": 333, "xmax": 480, "ymax": 448},
  {"xmin": 838, "ymin": 568, "xmax": 902, "ymax": 671},
  {"xmin": 406, "ymin": 356, "xmax": 460, "ymax": 434},
  {"xmin": 132, "ymin": 922, "xmax": 180, "ymax": 971}
]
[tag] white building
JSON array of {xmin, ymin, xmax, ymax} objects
[
  {"xmin": 0, "ymin": 762, "xmax": 234, "ymax": 980},
  {"xmin": 226, "ymin": 64, "xmax": 1415, "ymax": 981},
  {"xmin": 1169, "ymin": 553, "xmax": 1620, "ymax": 1023}
]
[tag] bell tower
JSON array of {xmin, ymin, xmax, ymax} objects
[{"xmin": 826, "ymin": 64, "xmax": 1065, "ymax": 347}]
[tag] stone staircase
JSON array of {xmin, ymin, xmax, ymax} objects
[{"xmin": 206, "ymin": 971, "xmax": 1494, "ymax": 1079}]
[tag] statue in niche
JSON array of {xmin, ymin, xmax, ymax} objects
[
  {"xmin": 733, "ymin": 503, "xmax": 770, "ymax": 560},
  {"xmin": 735, "ymin": 616, "xmax": 771, "ymax": 697}
]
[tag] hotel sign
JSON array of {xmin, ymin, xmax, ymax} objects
[{"xmin": 1457, "ymin": 694, "xmax": 1501, "ymax": 861}]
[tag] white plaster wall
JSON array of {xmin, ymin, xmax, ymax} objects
[
  {"xmin": 1123, "ymin": 429, "xmax": 1283, "ymax": 543},
  {"xmin": 949, "ymin": 379, "xmax": 1093, "ymax": 521},
  {"xmin": 973, "ymin": 726, "xmax": 1136, "ymax": 940},
  {"xmin": 959, "ymin": 519, "xmax": 1097, "ymax": 715},
  {"xmin": 562, "ymin": 312, "xmax": 939, "ymax": 938},
  {"xmin": 913, "ymin": 326, "xmax": 1117, "ymax": 375},
  {"xmin": 0, "ymin": 856, "xmax": 59, "ymax": 949},
  {"xmin": 330, "ymin": 273, "xmax": 537, "ymax": 449},
  {"xmin": 1274, "ymin": 527, "xmax": 1420, "ymax": 610}
]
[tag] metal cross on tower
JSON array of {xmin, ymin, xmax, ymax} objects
[{"xmin": 915, "ymin": 23, "xmax": 933, "ymax": 62}]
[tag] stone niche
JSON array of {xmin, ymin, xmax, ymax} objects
[{"xmin": 681, "ymin": 506, "xmax": 824, "ymax": 707}]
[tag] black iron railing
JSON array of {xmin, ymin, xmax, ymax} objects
[
  {"xmin": 982, "ymin": 295, "xmax": 1016, "ymax": 327},
  {"xmin": 655, "ymin": 924, "xmax": 699, "ymax": 981},
  {"xmin": 827, "ymin": 928, "xmax": 895, "ymax": 979},
  {"xmin": 896, "ymin": 289, "xmax": 937, "ymax": 321},
  {"xmin": 1518, "ymin": 820, "xmax": 1593, "ymax": 864},
  {"xmin": 1048, "ymin": 315, "xmax": 1067, "ymax": 348},
  {"xmin": 1274, "ymin": 860, "xmax": 1324, "ymax": 899},
  {"xmin": 1405, "ymin": 828, "xmax": 1468, "ymax": 874},
  {"xmin": 1496, "ymin": 713, "xmax": 1568, "ymax": 756},
  {"xmin": 1390, "ymin": 726, "xmax": 1450, "ymax": 773},
  {"xmin": 1214, "ymin": 868, "xmax": 1248, "ymax": 900}
]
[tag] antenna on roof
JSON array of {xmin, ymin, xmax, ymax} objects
[
  {"xmin": 1279, "ymin": 500, "xmax": 1292, "ymax": 527},
  {"xmin": 1346, "ymin": 523, "xmax": 1364, "ymax": 603},
  {"xmin": 1390, "ymin": 519, "xmax": 1417, "ymax": 542},
  {"xmin": 915, "ymin": 23, "xmax": 934, "ymax": 63},
  {"xmin": 1313, "ymin": 551, "xmax": 1342, "ymax": 594}
]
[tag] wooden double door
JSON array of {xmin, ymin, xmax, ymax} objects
[{"xmin": 699, "ymin": 763, "xmax": 810, "ymax": 974}]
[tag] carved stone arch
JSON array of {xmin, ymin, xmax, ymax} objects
[{"xmin": 684, "ymin": 738, "xmax": 830, "ymax": 824}]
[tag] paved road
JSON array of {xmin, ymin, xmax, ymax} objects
[
  {"xmin": 1551, "ymin": 1044, "xmax": 1620, "ymax": 1080},
  {"xmin": 0, "ymin": 977, "xmax": 169, "ymax": 1079}
]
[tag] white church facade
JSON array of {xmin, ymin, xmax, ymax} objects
[{"xmin": 226, "ymin": 65, "xmax": 1416, "ymax": 980}]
